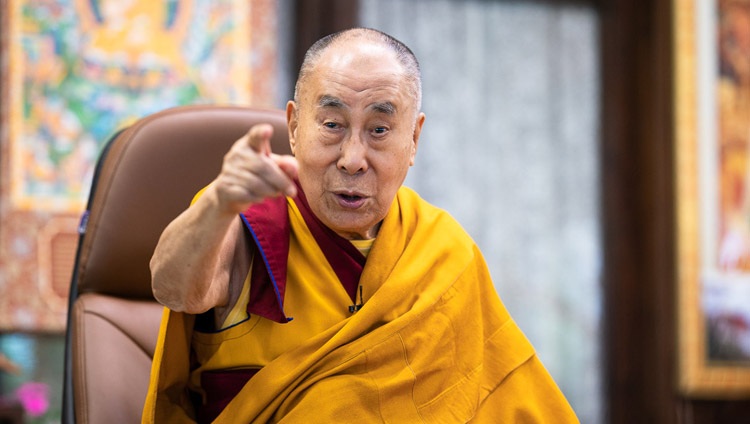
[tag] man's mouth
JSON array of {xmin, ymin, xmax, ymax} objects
[{"xmin": 334, "ymin": 191, "xmax": 367, "ymax": 208}]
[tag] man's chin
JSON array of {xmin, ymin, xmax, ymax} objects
[{"xmin": 320, "ymin": 218, "xmax": 370, "ymax": 240}]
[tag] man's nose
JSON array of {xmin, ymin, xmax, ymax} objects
[{"xmin": 337, "ymin": 132, "xmax": 368, "ymax": 175}]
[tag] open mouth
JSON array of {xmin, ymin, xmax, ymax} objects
[
  {"xmin": 339, "ymin": 194, "xmax": 362, "ymax": 202},
  {"xmin": 335, "ymin": 192, "xmax": 367, "ymax": 208}
]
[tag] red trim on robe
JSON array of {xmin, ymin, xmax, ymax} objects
[
  {"xmin": 239, "ymin": 180, "xmax": 367, "ymax": 322},
  {"xmin": 292, "ymin": 183, "xmax": 366, "ymax": 302},
  {"xmin": 241, "ymin": 196, "xmax": 291, "ymax": 323}
]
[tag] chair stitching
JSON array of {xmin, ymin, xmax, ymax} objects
[{"xmin": 84, "ymin": 309, "xmax": 156, "ymax": 359}]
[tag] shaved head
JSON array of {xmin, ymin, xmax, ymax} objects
[{"xmin": 294, "ymin": 28, "xmax": 422, "ymax": 115}]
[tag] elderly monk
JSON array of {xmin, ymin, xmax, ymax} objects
[{"xmin": 142, "ymin": 28, "xmax": 578, "ymax": 423}]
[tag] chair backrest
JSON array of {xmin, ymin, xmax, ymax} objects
[{"xmin": 62, "ymin": 105, "xmax": 290, "ymax": 424}]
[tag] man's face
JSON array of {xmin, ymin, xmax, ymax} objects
[{"xmin": 287, "ymin": 40, "xmax": 425, "ymax": 240}]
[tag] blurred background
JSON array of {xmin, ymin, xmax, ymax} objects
[{"xmin": 0, "ymin": 0, "xmax": 749, "ymax": 423}]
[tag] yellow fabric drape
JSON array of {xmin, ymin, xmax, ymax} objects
[
  {"xmin": 189, "ymin": 198, "xmax": 361, "ymax": 386},
  {"xmin": 142, "ymin": 186, "xmax": 578, "ymax": 423}
]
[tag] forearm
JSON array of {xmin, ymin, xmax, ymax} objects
[{"xmin": 150, "ymin": 185, "xmax": 238, "ymax": 313}]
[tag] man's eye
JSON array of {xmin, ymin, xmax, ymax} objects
[
  {"xmin": 324, "ymin": 122, "xmax": 339, "ymax": 129},
  {"xmin": 373, "ymin": 126, "xmax": 388, "ymax": 135}
]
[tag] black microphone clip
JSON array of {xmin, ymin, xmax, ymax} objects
[{"xmin": 349, "ymin": 285, "xmax": 364, "ymax": 313}]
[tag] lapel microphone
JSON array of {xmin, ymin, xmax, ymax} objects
[{"xmin": 349, "ymin": 285, "xmax": 364, "ymax": 313}]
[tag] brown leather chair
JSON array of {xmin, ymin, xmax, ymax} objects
[{"xmin": 62, "ymin": 105, "xmax": 291, "ymax": 424}]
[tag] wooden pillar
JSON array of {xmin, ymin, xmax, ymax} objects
[{"xmin": 599, "ymin": 0, "xmax": 677, "ymax": 422}]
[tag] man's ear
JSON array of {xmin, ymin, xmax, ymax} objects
[
  {"xmin": 286, "ymin": 100, "xmax": 298, "ymax": 155},
  {"xmin": 410, "ymin": 112, "xmax": 426, "ymax": 166}
]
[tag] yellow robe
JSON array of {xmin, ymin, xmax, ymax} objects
[{"xmin": 142, "ymin": 186, "xmax": 579, "ymax": 423}]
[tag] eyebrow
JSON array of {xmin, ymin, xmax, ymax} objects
[
  {"xmin": 370, "ymin": 101, "xmax": 396, "ymax": 115},
  {"xmin": 318, "ymin": 95, "xmax": 345, "ymax": 109},
  {"xmin": 317, "ymin": 96, "xmax": 396, "ymax": 115}
]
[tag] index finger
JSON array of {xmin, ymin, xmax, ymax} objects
[{"xmin": 245, "ymin": 123, "xmax": 274, "ymax": 156}]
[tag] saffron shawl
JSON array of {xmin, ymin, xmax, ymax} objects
[{"xmin": 142, "ymin": 186, "xmax": 578, "ymax": 423}]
